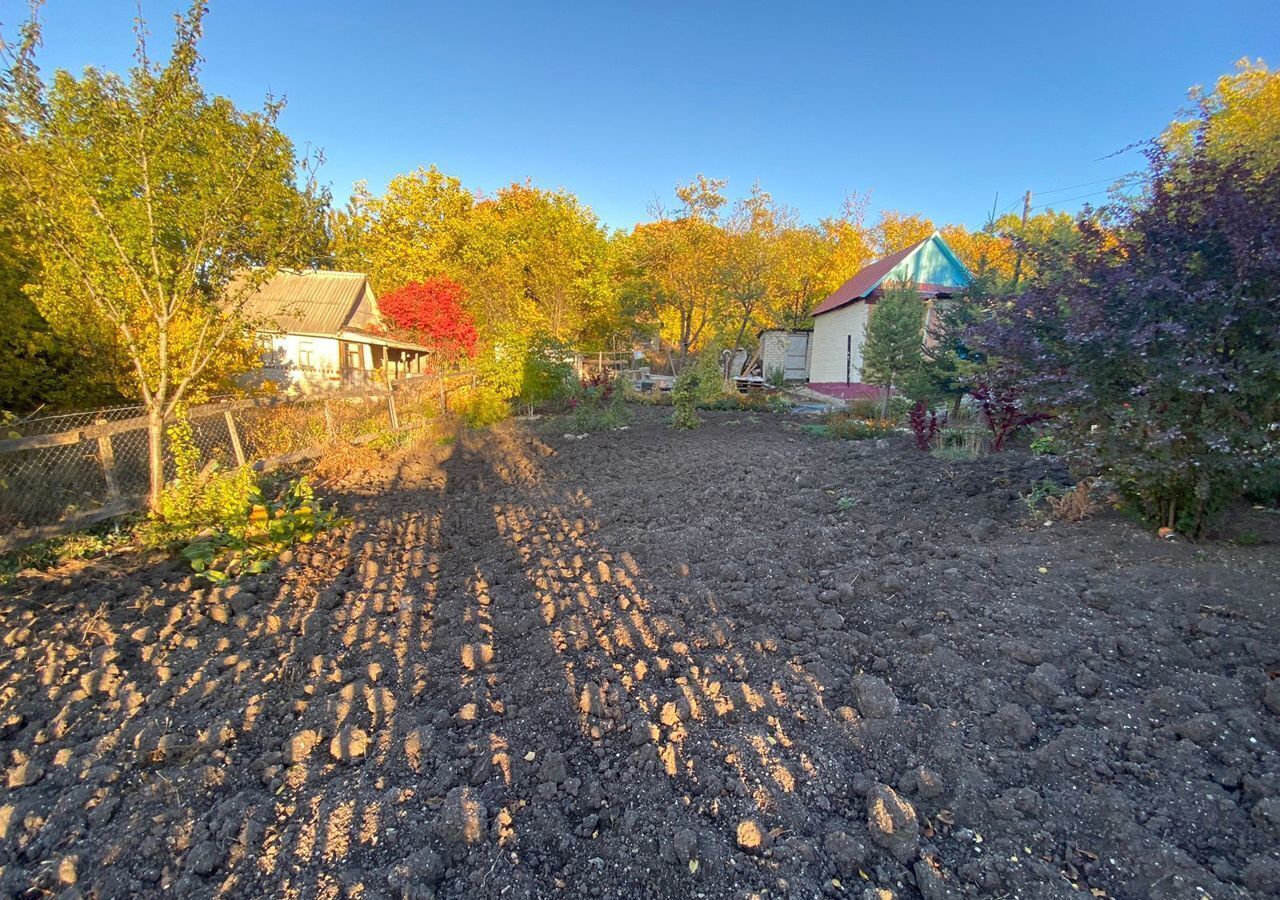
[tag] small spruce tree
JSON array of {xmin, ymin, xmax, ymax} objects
[{"xmin": 861, "ymin": 279, "xmax": 926, "ymax": 417}]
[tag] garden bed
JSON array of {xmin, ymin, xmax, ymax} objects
[{"xmin": 1, "ymin": 409, "xmax": 1277, "ymax": 898}]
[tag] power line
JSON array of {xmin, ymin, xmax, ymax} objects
[
  {"xmin": 1031, "ymin": 183, "xmax": 1143, "ymax": 210},
  {"xmin": 1033, "ymin": 173, "xmax": 1139, "ymax": 196}
]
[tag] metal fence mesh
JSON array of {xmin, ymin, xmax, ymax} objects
[
  {"xmin": 0, "ymin": 438, "xmax": 106, "ymax": 533},
  {"xmin": 5, "ymin": 405, "xmax": 146, "ymax": 438},
  {"xmin": 0, "ymin": 373, "xmax": 472, "ymax": 547}
]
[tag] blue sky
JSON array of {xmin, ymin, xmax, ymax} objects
[{"xmin": 6, "ymin": 1, "xmax": 1277, "ymax": 230}]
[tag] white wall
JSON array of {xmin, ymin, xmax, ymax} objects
[
  {"xmin": 760, "ymin": 331, "xmax": 788, "ymax": 380},
  {"xmin": 809, "ymin": 303, "xmax": 869, "ymax": 383},
  {"xmin": 256, "ymin": 334, "xmax": 343, "ymax": 391}
]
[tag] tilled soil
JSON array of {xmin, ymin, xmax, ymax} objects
[{"xmin": 2, "ymin": 409, "xmax": 1279, "ymax": 900}]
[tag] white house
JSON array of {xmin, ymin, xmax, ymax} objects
[
  {"xmin": 808, "ymin": 232, "xmax": 971, "ymax": 397},
  {"xmin": 238, "ymin": 269, "xmax": 433, "ymax": 393}
]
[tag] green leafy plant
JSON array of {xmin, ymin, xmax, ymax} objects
[
  {"xmin": 567, "ymin": 387, "xmax": 632, "ymax": 433},
  {"xmin": 1029, "ymin": 432, "xmax": 1058, "ymax": 456},
  {"xmin": 145, "ymin": 419, "xmax": 257, "ymax": 541},
  {"xmin": 141, "ymin": 419, "xmax": 343, "ymax": 583},
  {"xmin": 461, "ymin": 385, "xmax": 510, "ymax": 427},
  {"xmin": 180, "ymin": 476, "xmax": 343, "ymax": 584},
  {"xmin": 0, "ymin": 523, "xmax": 130, "ymax": 585},
  {"xmin": 519, "ymin": 337, "xmax": 575, "ymax": 413},
  {"xmin": 932, "ymin": 425, "xmax": 988, "ymax": 460},
  {"xmin": 671, "ymin": 367, "xmax": 703, "ymax": 430},
  {"xmin": 1022, "ymin": 478, "xmax": 1069, "ymax": 513}
]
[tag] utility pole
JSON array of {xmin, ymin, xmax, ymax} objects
[{"xmin": 1011, "ymin": 189, "xmax": 1032, "ymax": 290}]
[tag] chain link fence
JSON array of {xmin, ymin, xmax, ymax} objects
[{"xmin": 0, "ymin": 372, "xmax": 475, "ymax": 551}]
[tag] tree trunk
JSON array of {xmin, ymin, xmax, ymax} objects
[
  {"xmin": 879, "ymin": 379, "xmax": 892, "ymax": 419},
  {"xmin": 146, "ymin": 407, "xmax": 166, "ymax": 511}
]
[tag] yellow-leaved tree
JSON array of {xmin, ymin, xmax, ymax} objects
[
  {"xmin": 1163, "ymin": 58, "xmax": 1280, "ymax": 176},
  {"xmin": 0, "ymin": 4, "xmax": 328, "ymax": 507}
]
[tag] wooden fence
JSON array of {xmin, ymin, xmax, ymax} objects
[{"xmin": 0, "ymin": 371, "xmax": 475, "ymax": 553}]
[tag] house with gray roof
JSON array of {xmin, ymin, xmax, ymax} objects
[{"xmin": 239, "ymin": 269, "xmax": 433, "ymax": 392}]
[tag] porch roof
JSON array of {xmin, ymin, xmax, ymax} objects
[{"xmin": 341, "ymin": 327, "xmax": 434, "ymax": 354}]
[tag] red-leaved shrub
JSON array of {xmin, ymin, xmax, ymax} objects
[{"xmin": 378, "ymin": 277, "xmax": 478, "ymax": 362}]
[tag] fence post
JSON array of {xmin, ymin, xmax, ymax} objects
[
  {"xmin": 323, "ymin": 399, "xmax": 335, "ymax": 439},
  {"xmin": 387, "ymin": 391, "xmax": 400, "ymax": 431},
  {"xmin": 94, "ymin": 419, "xmax": 121, "ymax": 503},
  {"xmin": 224, "ymin": 409, "xmax": 246, "ymax": 466}
]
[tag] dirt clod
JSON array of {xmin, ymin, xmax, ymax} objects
[
  {"xmin": 282, "ymin": 729, "xmax": 320, "ymax": 763},
  {"xmin": 735, "ymin": 818, "xmax": 769, "ymax": 855},
  {"xmin": 851, "ymin": 674, "xmax": 899, "ymax": 719},
  {"xmin": 866, "ymin": 783, "xmax": 919, "ymax": 863},
  {"xmin": 329, "ymin": 725, "xmax": 369, "ymax": 762}
]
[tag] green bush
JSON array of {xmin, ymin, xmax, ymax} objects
[
  {"xmin": 461, "ymin": 385, "xmax": 510, "ymax": 427},
  {"xmin": 146, "ymin": 420, "xmax": 258, "ymax": 542},
  {"xmin": 1242, "ymin": 459, "xmax": 1280, "ymax": 506},
  {"xmin": 846, "ymin": 395, "xmax": 911, "ymax": 422},
  {"xmin": 519, "ymin": 338, "xmax": 575, "ymax": 412},
  {"xmin": 1029, "ymin": 432, "xmax": 1058, "ymax": 456},
  {"xmin": 566, "ymin": 386, "xmax": 632, "ymax": 432},
  {"xmin": 671, "ymin": 367, "xmax": 703, "ymax": 430},
  {"xmin": 180, "ymin": 476, "xmax": 344, "ymax": 584},
  {"xmin": 971, "ymin": 134, "xmax": 1280, "ymax": 536},
  {"xmin": 846, "ymin": 398, "xmax": 881, "ymax": 419},
  {"xmin": 141, "ymin": 420, "xmax": 344, "ymax": 583}
]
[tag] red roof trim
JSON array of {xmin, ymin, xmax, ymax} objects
[{"xmin": 811, "ymin": 238, "xmax": 929, "ymax": 317}]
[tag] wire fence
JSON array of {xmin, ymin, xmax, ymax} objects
[{"xmin": 0, "ymin": 371, "xmax": 475, "ymax": 552}]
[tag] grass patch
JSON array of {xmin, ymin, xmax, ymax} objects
[
  {"xmin": 805, "ymin": 411, "xmax": 899, "ymax": 440},
  {"xmin": 0, "ymin": 521, "xmax": 136, "ymax": 586}
]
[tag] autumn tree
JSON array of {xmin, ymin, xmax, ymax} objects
[
  {"xmin": 720, "ymin": 182, "xmax": 787, "ymax": 359},
  {"xmin": 939, "ymin": 223, "xmax": 1016, "ymax": 286},
  {"xmin": 861, "ymin": 280, "xmax": 926, "ymax": 417},
  {"xmin": 771, "ymin": 225, "xmax": 833, "ymax": 329},
  {"xmin": 0, "ymin": 4, "xmax": 328, "ymax": 506},
  {"xmin": 0, "ymin": 186, "xmax": 124, "ymax": 413},
  {"xmin": 818, "ymin": 192, "xmax": 875, "ymax": 293},
  {"xmin": 1162, "ymin": 58, "xmax": 1279, "ymax": 176},
  {"xmin": 872, "ymin": 210, "xmax": 935, "ymax": 256},
  {"xmin": 468, "ymin": 183, "xmax": 612, "ymax": 341},
  {"xmin": 623, "ymin": 176, "xmax": 729, "ymax": 369},
  {"xmin": 378, "ymin": 278, "xmax": 478, "ymax": 363},
  {"xmin": 330, "ymin": 166, "xmax": 473, "ymax": 293}
]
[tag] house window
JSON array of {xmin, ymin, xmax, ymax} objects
[
  {"xmin": 344, "ymin": 342, "xmax": 363, "ymax": 371},
  {"xmin": 298, "ymin": 341, "xmax": 315, "ymax": 370},
  {"xmin": 256, "ymin": 335, "xmax": 277, "ymax": 364}
]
